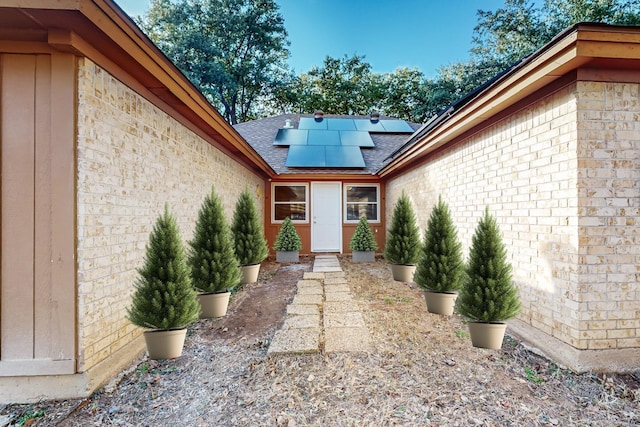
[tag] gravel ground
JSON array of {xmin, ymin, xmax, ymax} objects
[{"xmin": 2, "ymin": 256, "xmax": 639, "ymax": 426}]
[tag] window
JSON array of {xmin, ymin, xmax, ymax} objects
[
  {"xmin": 345, "ymin": 184, "xmax": 379, "ymax": 222},
  {"xmin": 273, "ymin": 184, "xmax": 308, "ymax": 222}
]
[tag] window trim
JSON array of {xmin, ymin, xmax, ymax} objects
[
  {"xmin": 343, "ymin": 183, "xmax": 380, "ymax": 224},
  {"xmin": 271, "ymin": 183, "xmax": 309, "ymax": 224}
]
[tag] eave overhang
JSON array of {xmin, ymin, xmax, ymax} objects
[
  {"xmin": 378, "ymin": 23, "xmax": 640, "ymax": 179},
  {"xmin": 0, "ymin": 0, "xmax": 276, "ymax": 179}
]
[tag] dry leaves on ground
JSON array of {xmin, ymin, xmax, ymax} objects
[{"xmin": 2, "ymin": 257, "xmax": 639, "ymax": 426}]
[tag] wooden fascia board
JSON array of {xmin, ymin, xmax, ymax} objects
[
  {"xmin": 39, "ymin": 1, "xmax": 275, "ymax": 178},
  {"xmin": 90, "ymin": 1, "xmax": 276, "ymax": 177},
  {"xmin": 380, "ymin": 26, "xmax": 640, "ymax": 179},
  {"xmin": 377, "ymin": 34, "xmax": 582, "ymax": 178},
  {"xmin": 271, "ymin": 174, "xmax": 380, "ymax": 182},
  {"xmin": 0, "ymin": 0, "xmax": 81, "ymax": 7}
]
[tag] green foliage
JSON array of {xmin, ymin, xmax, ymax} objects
[
  {"xmin": 140, "ymin": 0, "xmax": 291, "ymax": 124},
  {"xmin": 383, "ymin": 192, "xmax": 421, "ymax": 265},
  {"xmin": 273, "ymin": 217, "xmax": 302, "ymax": 252},
  {"xmin": 465, "ymin": 0, "xmax": 640, "ymax": 94},
  {"xmin": 457, "ymin": 208, "xmax": 521, "ymax": 322},
  {"xmin": 188, "ymin": 187, "xmax": 242, "ymax": 293},
  {"xmin": 524, "ymin": 366, "xmax": 545, "ymax": 383},
  {"xmin": 414, "ymin": 196, "xmax": 465, "ymax": 292},
  {"xmin": 287, "ymin": 55, "xmax": 379, "ymax": 116},
  {"xmin": 138, "ymin": 0, "xmax": 638, "ymax": 124},
  {"xmin": 15, "ymin": 407, "xmax": 45, "ymax": 426},
  {"xmin": 127, "ymin": 205, "xmax": 200, "ymax": 330},
  {"xmin": 349, "ymin": 216, "xmax": 379, "ymax": 252},
  {"xmin": 455, "ymin": 329, "xmax": 469, "ymax": 339},
  {"xmin": 231, "ymin": 188, "xmax": 268, "ymax": 265},
  {"xmin": 273, "ymin": 55, "xmax": 432, "ymax": 123}
]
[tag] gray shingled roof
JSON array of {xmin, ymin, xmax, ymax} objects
[{"xmin": 233, "ymin": 114, "xmax": 421, "ymax": 175}]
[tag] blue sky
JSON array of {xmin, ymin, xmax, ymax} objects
[{"xmin": 114, "ymin": 0, "xmax": 508, "ymax": 77}]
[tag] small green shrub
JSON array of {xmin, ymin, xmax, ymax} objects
[
  {"xmin": 414, "ymin": 196, "xmax": 464, "ymax": 292},
  {"xmin": 231, "ymin": 188, "xmax": 268, "ymax": 266},
  {"xmin": 457, "ymin": 208, "xmax": 521, "ymax": 322},
  {"xmin": 188, "ymin": 186, "xmax": 242, "ymax": 293},
  {"xmin": 383, "ymin": 191, "xmax": 421, "ymax": 265},
  {"xmin": 273, "ymin": 217, "xmax": 302, "ymax": 252},
  {"xmin": 349, "ymin": 216, "xmax": 378, "ymax": 252},
  {"xmin": 127, "ymin": 205, "xmax": 200, "ymax": 330}
]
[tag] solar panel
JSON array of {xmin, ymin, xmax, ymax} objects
[
  {"xmin": 339, "ymin": 131, "xmax": 375, "ymax": 147},
  {"xmin": 325, "ymin": 146, "xmax": 365, "ymax": 167},
  {"xmin": 308, "ymin": 129, "xmax": 341, "ymax": 145},
  {"xmin": 298, "ymin": 117, "xmax": 328, "ymax": 130},
  {"xmin": 273, "ymin": 129, "xmax": 308, "ymax": 146},
  {"xmin": 354, "ymin": 119, "xmax": 386, "ymax": 132},
  {"xmin": 278, "ymin": 116, "xmax": 414, "ymax": 168},
  {"xmin": 327, "ymin": 118, "xmax": 357, "ymax": 131},
  {"xmin": 285, "ymin": 145, "xmax": 326, "ymax": 167},
  {"xmin": 380, "ymin": 120, "xmax": 415, "ymax": 132}
]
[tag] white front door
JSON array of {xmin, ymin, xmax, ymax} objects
[{"xmin": 311, "ymin": 182, "xmax": 342, "ymax": 252}]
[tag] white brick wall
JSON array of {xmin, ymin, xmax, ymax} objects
[
  {"xmin": 387, "ymin": 80, "xmax": 639, "ymax": 351},
  {"xmin": 76, "ymin": 59, "xmax": 264, "ymax": 371}
]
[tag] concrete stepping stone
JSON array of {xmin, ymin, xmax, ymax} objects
[
  {"xmin": 324, "ymin": 272, "xmax": 346, "ymax": 279},
  {"xmin": 282, "ymin": 314, "xmax": 320, "ymax": 330},
  {"xmin": 324, "ymin": 311, "xmax": 366, "ymax": 328},
  {"xmin": 268, "ymin": 254, "xmax": 373, "ymax": 355},
  {"xmin": 323, "ymin": 284, "xmax": 351, "ymax": 293},
  {"xmin": 324, "ymin": 292, "xmax": 353, "ymax": 302},
  {"xmin": 292, "ymin": 294, "xmax": 322, "ymax": 305},
  {"xmin": 297, "ymin": 279, "xmax": 323, "ymax": 287},
  {"xmin": 268, "ymin": 328, "xmax": 319, "ymax": 354},
  {"xmin": 297, "ymin": 286, "xmax": 323, "ymax": 295},
  {"xmin": 287, "ymin": 304, "xmax": 319, "ymax": 316},
  {"xmin": 323, "ymin": 300, "xmax": 357, "ymax": 313},
  {"xmin": 324, "ymin": 277, "xmax": 348, "ymax": 285}
]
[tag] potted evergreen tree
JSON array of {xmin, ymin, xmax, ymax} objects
[
  {"xmin": 383, "ymin": 191, "xmax": 421, "ymax": 282},
  {"xmin": 349, "ymin": 216, "xmax": 378, "ymax": 262},
  {"xmin": 414, "ymin": 196, "xmax": 464, "ymax": 315},
  {"xmin": 127, "ymin": 205, "xmax": 200, "ymax": 360},
  {"xmin": 457, "ymin": 208, "xmax": 521, "ymax": 349},
  {"xmin": 231, "ymin": 188, "xmax": 269, "ymax": 284},
  {"xmin": 189, "ymin": 186, "xmax": 242, "ymax": 318},
  {"xmin": 273, "ymin": 216, "xmax": 302, "ymax": 262}
]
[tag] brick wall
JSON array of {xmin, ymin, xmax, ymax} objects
[
  {"xmin": 76, "ymin": 59, "xmax": 265, "ymax": 371},
  {"xmin": 387, "ymin": 80, "xmax": 639, "ymax": 352}
]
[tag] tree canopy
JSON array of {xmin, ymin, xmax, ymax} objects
[
  {"xmin": 139, "ymin": 0, "xmax": 291, "ymax": 124},
  {"xmin": 138, "ymin": 0, "xmax": 639, "ymax": 124}
]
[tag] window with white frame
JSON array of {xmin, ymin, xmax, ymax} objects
[
  {"xmin": 344, "ymin": 184, "xmax": 379, "ymax": 222},
  {"xmin": 272, "ymin": 184, "xmax": 308, "ymax": 222}
]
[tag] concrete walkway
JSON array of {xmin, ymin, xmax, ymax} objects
[{"xmin": 267, "ymin": 255, "xmax": 372, "ymax": 354}]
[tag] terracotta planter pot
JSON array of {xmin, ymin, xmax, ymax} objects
[
  {"xmin": 424, "ymin": 291, "xmax": 458, "ymax": 316},
  {"xmin": 143, "ymin": 328, "xmax": 187, "ymax": 360},
  {"xmin": 240, "ymin": 263, "xmax": 261, "ymax": 284},
  {"xmin": 198, "ymin": 291, "xmax": 231, "ymax": 318},
  {"xmin": 276, "ymin": 250, "xmax": 299, "ymax": 263},
  {"xmin": 468, "ymin": 322, "xmax": 507, "ymax": 349},
  {"xmin": 390, "ymin": 264, "xmax": 416, "ymax": 282},
  {"xmin": 352, "ymin": 251, "xmax": 375, "ymax": 263}
]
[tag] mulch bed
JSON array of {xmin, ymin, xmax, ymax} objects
[{"xmin": 2, "ymin": 256, "xmax": 638, "ymax": 426}]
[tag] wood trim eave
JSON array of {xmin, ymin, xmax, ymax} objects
[
  {"xmin": 381, "ymin": 73, "xmax": 578, "ymax": 182},
  {"xmin": 270, "ymin": 174, "xmax": 381, "ymax": 182},
  {"xmin": 378, "ymin": 25, "xmax": 640, "ymax": 179}
]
